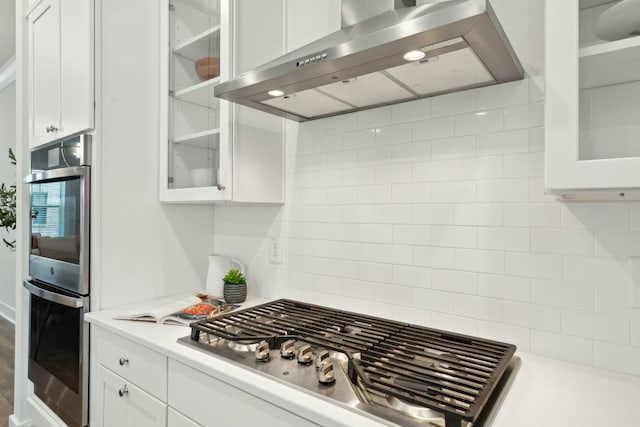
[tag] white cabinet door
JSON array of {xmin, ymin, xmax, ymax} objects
[
  {"xmin": 93, "ymin": 365, "xmax": 167, "ymax": 427},
  {"xmin": 26, "ymin": 0, "xmax": 93, "ymax": 149},
  {"xmin": 168, "ymin": 360, "xmax": 319, "ymax": 427},
  {"xmin": 545, "ymin": 0, "xmax": 640, "ymax": 199},
  {"xmin": 168, "ymin": 408, "xmax": 201, "ymax": 427},
  {"xmin": 27, "ymin": 0, "xmax": 61, "ymax": 147},
  {"xmin": 60, "ymin": 0, "xmax": 94, "ymax": 139}
]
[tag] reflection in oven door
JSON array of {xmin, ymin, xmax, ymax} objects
[{"xmin": 25, "ymin": 280, "xmax": 89, "ymax": 427}]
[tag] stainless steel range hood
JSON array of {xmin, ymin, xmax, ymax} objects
[{"xmin": 215, "ymin": 0, "xmax": 524, "ymax": 122}]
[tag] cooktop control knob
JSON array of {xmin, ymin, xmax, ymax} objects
[
  {"xmin": 280, "ymin": 339, "xmax": 296, "ymax": 359},
  {"xmin": 297, "ymin": 344, "xmax": 313, "ymax": 365},
  {"xmin": 315, "ymin": 350, "xmax": 330, "ymax": 369},
  {"xmin": 255, "ymin": 340, "xmax": 271, "ymax": 362},
  {"xmin": 317, "ymin": 362, "xmax": 336, "ymax": 385}
]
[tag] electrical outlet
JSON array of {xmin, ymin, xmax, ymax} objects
[{"xmin": 268, "ymin": 236, "xmax": 283, "ymax": 264}]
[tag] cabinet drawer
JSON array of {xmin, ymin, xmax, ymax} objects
[
  {"xmin": 94, "ymin": 328, "xmax": 167, "ymax": 400},
  {"xmin": 168, "ymin": 359, "xmax": 318, "ymax": 427},
  {"xmin": 168, "ymin": 408, "xmax": 201, "ymax": 427},
  {"xmin": 94, "ymin": 365, "xmax": 167, "ymax": 427}
]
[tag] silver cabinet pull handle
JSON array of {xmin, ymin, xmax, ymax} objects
[
  {"xmin": 217, "ymin": 184, "xmax": 225, "ymax": 191},
  {"xmin": 118, "ymin": 384, "xmax": 128, "ymax": 397},
  {"xmin": 119, "ymin": 357, "xmax": 129, "ymax": 366}
]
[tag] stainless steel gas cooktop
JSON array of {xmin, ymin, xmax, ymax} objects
[{"xmin": 178, "ymin": 299, "xmax": 519, "ymax": 427}]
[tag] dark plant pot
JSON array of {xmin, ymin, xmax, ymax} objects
[{"xmin": 223, "ymin": 282, "xmax": 247, "ymax": 303}]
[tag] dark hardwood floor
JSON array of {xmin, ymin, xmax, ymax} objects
[{"xmin": 0, "ymin": 315, "xmax": 14, "ymax": 427}]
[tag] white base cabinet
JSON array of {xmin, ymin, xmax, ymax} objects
[{"xmin": 90, "ymin": 325, "xmax": 319, "ymax": 427}]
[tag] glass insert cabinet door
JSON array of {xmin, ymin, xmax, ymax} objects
[
  {"xmin": 545, "ymin": 0, "xmax": 640, "ymax": 195},
  {"xmin": 167, "ymin": 0, "xmax": 227, "ymax": 191}
]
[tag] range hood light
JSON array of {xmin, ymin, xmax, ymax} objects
[
  {"xmin": 268, "ymin": 89, "xmax": 285, "ymax": 97},
  {"xmin": 403, "ymin": 50, "xmax": 426, "ymax": 61}
]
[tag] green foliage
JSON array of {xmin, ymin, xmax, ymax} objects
[
  {"xmin": 0, "ymin": 148, "xmax": 16, "ymax": 249},
  {"xmin": 223, "ymin": 268, "xmax": 246, "ymax": 285}
]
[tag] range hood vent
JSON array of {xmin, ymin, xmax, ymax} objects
[{"xmin": 215, "ymin": 0, "xmax": 524, "ymax": 122}]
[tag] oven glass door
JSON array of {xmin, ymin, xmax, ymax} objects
[
  {"xmin": 30, "ymin": 176, "xmax": 82, "ymax": 264},
  {"xmin": 25, "ymin": 280, "xmax": 88, "ymax": 427}
]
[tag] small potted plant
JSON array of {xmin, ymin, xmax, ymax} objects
[{"xmin": 223, "ymin": 268, "xmax": 247, "ymax": 303}]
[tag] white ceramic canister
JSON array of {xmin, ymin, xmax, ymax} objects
[{"xmin": 205, "ymin": 254, "xmax": 246, "ymax": 297}]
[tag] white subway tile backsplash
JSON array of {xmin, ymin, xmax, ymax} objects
[
  {"xmin": 413, "ymin": 246, "xmax": 456, "ymax": 269},
  {"xmin": 375, "ymin": 123, "xmax": 413, "ymax": 146},
  {"xmin": 358, "ymin": 224, "xmax": 393, "ymax": 243},
  {"xmin": 478, "ymin": 227, "xmax": 530, "ymax": 252},
  {"xmin": 454, "ymin": 294, "xmax": 503, "ymax": 322},
  {"xmin": 432, "ymin": 269, "xmax": 478, "ymax": 294},
  {"xmin": 412, "ymin": 204, "xmax": 455, "ymax": 225},
  {"xmin": 392, "ymin": 141, "xmax": 431, "ymax": 164},
  {"xmin": 478, "ymin": 129, "xmax": 529, "ymax": 156},
  {"xmin": 375, "ymin": 164, "xmax": 412, "ymax": 184},
  {"xmin": 393, "ymin": 265, "xmax": 432, "ymax": 288},
  {"xmin": 412, "ymin": 160, "xmax": 455, "ymax": 182},
  {"xmin": 504, "ymin": 302, "xmax": 562, "ymax": 332},
  {"xmin": 503, "ymin": 203, "xmax": 561, "ymax": 228},
  {"xmin": 595, "ymin": 342, "xmax": 640, "ymax": 376},
  {"xmin": 412, "ymin": 288, "xmax": 455, "ymax": 312},
  {"xmin": 562, "ymin": 309, "xmax": 630, "ymax": 344},
  {"xmin": 531, "ymin": 280, "xmax": 594, "ymax": 310},
  {"xmin": 564, "ymin": 256, "xmax": 628, "ymax": 286},
  {"xmin": 455, "ymin": 109, "xmax": 503, "ymax": 136},
  {"xmin": 455, "ymin": 157, "xmax": 503, "ymax": 180},
  {"xmin": 432, "ymin": 135, "xmax": 477, "ymax": 160},
  {"xmin": 531, "ymin": 330, "xmax": 594, "ymax": 365},
  {"xmin": 531, "ymin": 228, "xmax": 594, "ymax": 255},
  {"xmin": 358, "ymin": 106, "xmax": 391, "ymax": 129},
  {"xmin": 391, "ymin": 183, "xmax": 432, "ymax": 204},
  {"xmin": 393, "ymin": 224, "xmax": 432, "ymax": 246},
  {"xmin": 432, "ymin": 181, "xmax": 477, "ymax": 203},
  {"xmin": 504, "ymin": 101, "xmax": 544, "ymax": 130},
  {"xmin": 413, "ymin": 116, "xmax": 455, "ymax": 140},
  {"xmin": 432, "ymin": 226, "xmax": 478, "ymax": 248},
  {"xmin": 477, "ymin": 79, "xmax": 528, "ymax": 109},
  {"xmin": 456, "ymin": 249, "xmax": 505, "ymax": 274},
  {"xmin": 391, "ymin": 97, "xmax": 430, "ymax": 123},
  {"xmin": 431, "ymin": 91, "xmax": 477, "ymax": 117},
  {"xmin": 216, "ymin": 78, "xmax": 640, "ymax": 377},
  {"xmin": 478, "ymin": 274, "xmax": 530, "ymax": 302},
  {"xmin": 476, "ymin": 179, "xmax": 530, "ymax": 202},
  {"xmin": 453, "ymin": 204, "xmax": 503, "ymax": 226},
  {"xmin": 506, "ymin": 252, "xmax": 563, "ymax": 280}
]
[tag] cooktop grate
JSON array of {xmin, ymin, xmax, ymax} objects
[{"xmin": 189, "ymin": 299, "xmax": 515, "ymax": 427}]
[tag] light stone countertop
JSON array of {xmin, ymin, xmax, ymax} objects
[{"xmin": 86, "ymin": 294, "xmax": 640, "ymax": 427}]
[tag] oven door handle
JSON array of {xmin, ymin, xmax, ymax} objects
[
  {"xmin": 24, "ymin": 166, "xmax": 89, "ymax": 184},
  {"xmin": 23, "ymin": 281, "xmax": 85, "ymax": 308}
]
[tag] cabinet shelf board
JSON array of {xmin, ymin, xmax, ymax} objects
[
  {"xmin": 174, "ymin": 77, "xmax": 220, "ymax": 108},
  {"xmin": 580, "ymin": 36, "xmax": 640, "ymax": 88},
  {"xmin": 172, "ymin": 128, "xmax": 220, "ymax": 146},
  {"xmin": 579, "ymin": 0, "xmax": 617, "ymax": 10},
  {"xmin": 173, "ymin": 0, "xmax": 220, "ymax": 16},
  {"xmin": 173, "ymin": 25, "xmax": 221, "ymax": 61}
]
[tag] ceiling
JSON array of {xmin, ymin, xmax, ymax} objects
[{"xmin": 0, "ymin": 0, "xmax": 16, "ymax": 67}]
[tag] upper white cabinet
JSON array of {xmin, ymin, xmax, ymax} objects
[
  {"xmin": 160, "ymin": 0, "xmax": 284, "ymax": 204},
  {"xmin": 545, "ymin": 0, "xmax": 640, "ymax": 199},
  {"xmin": 26, "ymin": 0, "xmax": 94, "ymax": 148}
]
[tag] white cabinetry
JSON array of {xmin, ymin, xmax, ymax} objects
[
  {"xmin": 168, "ymin": 359, "xmax": 319, "ymax": 426},
  {"xmin": 91, "ymin": 328, "xmax": 168, "ymax": 427},
  {"xmin": 26, "ymin": 0, "xmax": 93, "ymax": 148},
  {"xmin": 160, "ymin": 0, "xmax": 284, "ymax": 204},
  {"xmin": 545, "ymin": 0, "xmax": 640, "ymax": 199}
]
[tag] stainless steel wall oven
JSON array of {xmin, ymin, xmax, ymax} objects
[{"xmin": 23, "ymin": 135, "xmax": 91, "ymax": 427}]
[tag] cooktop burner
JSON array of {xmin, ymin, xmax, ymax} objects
[{"xmin": 178, "ymin": 299, "xmax": 518, "ymax": 427}]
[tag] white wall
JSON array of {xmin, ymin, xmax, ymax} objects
[
  {"xmin": 0, "ymin": 80, "xmax": 15, "ymax": 321},
  {"xmin": 212, "ymin": 0, "xmax": 640, "ymax": 378},
  {"xmin": 95, "ymin": 0, "xmax": 215, "ymax": 309}
]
